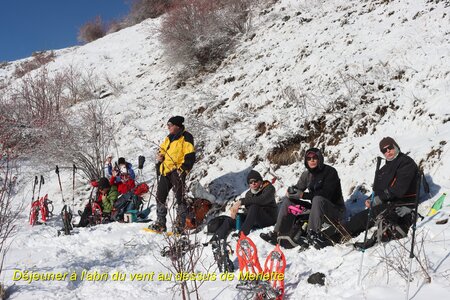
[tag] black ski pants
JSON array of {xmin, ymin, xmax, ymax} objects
[
  {"xmin": 214, "ymin": 205, "xmax": 277, "ymax": 239},
  {"xmin": 156, "ymin": 171, "xmax": 187, "ymax": 226}
]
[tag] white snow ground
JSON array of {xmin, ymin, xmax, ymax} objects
[{"xmin": 1, "ymin": 0, "xmax": 450, "ymax": 299}]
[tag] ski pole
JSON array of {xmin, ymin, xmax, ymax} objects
[
  {"xmin": 138, "ymin": 155, "xmax": 145, "ymax": 182},
  {"xmin": 72, "ymin": 164, "xmax": 77, "ymax": 207},
  {"xmin": 405, "ymin": 170, "xmax": 422, "ymax": 300},
  {"xmin": 37, "ymin": 175, "xmax": 44, "ymax": 201},
  {"xmin": 358, "ymin": 156, "xmax": 382, "ymax": 285},
  {"xmin": 143, "ymin": 178, "xmax": 158, "ymax": 212},
  {"xmin": 55, "ymin": 165, "xmax": 65, "ymax": 204},
  {"xmin": 31, "ymin": 175, "xmax": 38, "ymax": 203},
  {"xmin": 422, "ymin": 172, "xmax": 431, "ymax": 199}
]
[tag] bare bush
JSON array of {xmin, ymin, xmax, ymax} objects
[
  {"xmin": 106, "ymin": 19, "xmax": 127, "ymax": 34},
  {"xmin": 0, "ymin": 154, "xmax": 21, "ymax": 293},
  {"xmin": 13, "ymin": 51, "xmax": 55, "ymax": 78},
  {"xmin": 78, "ymin": 16, "xmax": 107, "ymax": 44},
  {"xmin": 42, "ymin": 101, "xmax": 116, "ymax": 180},
  {"xmin": 154, "ymin": 194, "xmax": 215, "ymax": 300},
  {"xmin": 128, "ymin": 0, "xmax": 173, "ymax": 24},
  {"xmin": 62, "ymin": 65, "xmax": 98, "ymax": 106},
  {"xmin": 372, "ymin": 231, "xmax": 431, "ymax": 284},
  {"xmin": 0, "ymin": 65, "xmax": 119, "ymax": 166},
  {"xmin": 11, "ymin": 68, "xmax": 65, "ymax": 123},
  {"xmin": 159, "ymin": 0, "xmax": 253, "ymax": 67}
]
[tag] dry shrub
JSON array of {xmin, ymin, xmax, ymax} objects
[
  {"xmin": 128, "ymin": 0, "xmax": 173, "ymax": 24},
  {"xmin": 13, "ymin": 51, "xmax": 55, "ymax": 78},
  {"xmin": 48, "ymin": 101, "xmax": 116, "ymax": 180},
  {"xmin": 0, "ymin": 154, "xmax": 21, "ymax": 294},
  {"xmin": 0, "ymin": 65, "xmax": 114, "ymax": 160},
  {"xmin": 78, "ymin": 16, "xmax": 106, "ymax": 44},
  {"xmin": 10, "ymin": 68, "xmax": 65, "ymax": 124},
  {"xmin": 159, "ymin": 0, "xmax": 253, "ymax": 67},
  {"xmin": 106, "ymin": 19, "xmax": 128, "ymax": 34}
]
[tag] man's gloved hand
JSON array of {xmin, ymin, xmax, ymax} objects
[{"xmin": 395, "ymin": 206, "xmax": 413, "ymax": 217}]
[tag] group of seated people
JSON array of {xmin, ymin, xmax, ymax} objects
[
  {"xmin": 210, "ymin": 136, "xmax": 419, "ymax": 251},
  {"xmin": 75, "ymin": 135, "xmax": 419, "ymax": 253},
  {"xmin": 76, "ymin": 157, "xmax": 137, "ymax": 227}
]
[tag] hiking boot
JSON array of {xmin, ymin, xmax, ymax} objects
[
  {"xmin": 173, "ymin": 225, "xmax": 186, "ymax": 235},
  {"xmin": 297, "ymin": 236, "xmax": 311, "ymax": 252},
  {"xmin": 309, "ymin": 232, "xmax": 333, "ymax": 250},
  {"xmin": 260, "ymin": 231, "xmax": 278, "ymax": 245},
  {"xmin": 292, "ymin": 230, "xmax": 306, "ymax": 244},
  {"xmin": 354, "ymin": 237, "xmax": 376, "ymax": 251},
  {"xmin": 148, "ymin": 221, "xmax": 167, "ymax": 233}
]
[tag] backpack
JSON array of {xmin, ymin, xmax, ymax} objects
[
  {"xmin": 185, "ymin": 199, "xmax": 212, "ymax": 229},
  {"xmin": 277, "ymin": 211, "xmax": 310, "ymax": 249},
  {"xmin": 373, "ymin": 206, "xmax": 413, "ymax": 243},
  {"xmin": 111, "ymin": 191, "xmax": 143, "ymax": 222}
]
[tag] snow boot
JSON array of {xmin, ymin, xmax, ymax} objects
[
  {"xmin": 148, "ymin": 221, "xmax": 167, "ymax": 233},
  {"xmin": 354, "ymin": 236, "xmax": 377, "ymax": 251},
  {"xmin": 260, "ymin": 231, "xmax": 278, "ymax": 245}
]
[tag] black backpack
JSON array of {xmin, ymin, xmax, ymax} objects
[
  {"xmin": 111, "ymin": 192, "xmax": 143, "ymax": 221},
  {"xmin": 373, "ymin": 206, "xmax": 413, "ymax": 243},
  {"xmin": 277, "ymin": 212, "xmax": 309, "ymax": 249}
]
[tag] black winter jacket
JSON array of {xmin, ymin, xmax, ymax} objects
[
  {"xmin": 241, "ymin": 181, "xmax": 277, "ymax": 209},
  {"xmin": 374, "ymin": 152, "xmax": 418, "ymax": 205},
  {"xmin": 294, "ymin": 147, "xmax": 344, "ymax": 208}
]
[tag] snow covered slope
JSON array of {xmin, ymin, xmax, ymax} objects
[{"xmin": 2, "ymin": 0, "xmax": 449, "ymax": 299}]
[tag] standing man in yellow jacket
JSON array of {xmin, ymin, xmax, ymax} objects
[{"xmin": 149, "ymin": 116, "xmax": 195, "ymax": 233}]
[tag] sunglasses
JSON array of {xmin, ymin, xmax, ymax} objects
[
  {"xmin": 248, "ymin": 179, "xmax": 259, "ymax": 184},
  {"xmin": 381, "ymin": 145, "xmax": 394, "ymax": 154},
  {"xmin": 306, "ymin": 156, "xmax": 318, "ymax": 161}
]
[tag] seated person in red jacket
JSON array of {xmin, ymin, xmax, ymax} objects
[{"xmin": 110, "ymin": 165, "xmax": 135, "ymax": 195}]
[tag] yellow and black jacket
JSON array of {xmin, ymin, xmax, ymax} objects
[{"xmin": 158, "ymin": 129, "xmax": 195, "ymax": 176}]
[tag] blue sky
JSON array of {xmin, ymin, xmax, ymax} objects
[{"xmin": 0, "ymin": 0, "xmax": 130, "ymax": 62}]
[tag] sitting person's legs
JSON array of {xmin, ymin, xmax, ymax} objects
[
  {"xmin": 241, "ymin": 205, "xmax": 276, "ymax": 235},
  {"xmin": 307, "ymin": 195, "xmax": 344, "ymax": 233},
  {"xmin": 273, "ymin": 197, "xmax": 295, "ymax": 233}
]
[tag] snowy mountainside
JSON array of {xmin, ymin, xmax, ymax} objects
[{"xmin": 2, "ymin": 0, "xmax": 450, "ymax": 299}]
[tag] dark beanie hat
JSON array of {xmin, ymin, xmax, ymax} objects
[
  {"xmin": 247, "ymin": 170, "xmax": 263, "ymax": 183},
  {"xmin": 118, "ymin": 157, "xmax": 126, "ymax": 165},
  {"xmin": 379, "ymin": 137, "xmax": 400, "ymax": 152},
  {"xmin": 168, "ymin": 116, "xmax": 184, "ymax": 127},
  {"xmin": 98, "ymin": 177, "xmax": 110, "ymax": 189}
]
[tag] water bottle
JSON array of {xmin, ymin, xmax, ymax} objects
[{"xmin": 236, "ymin": 214, "xmax": 241, "ymax": 231}]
